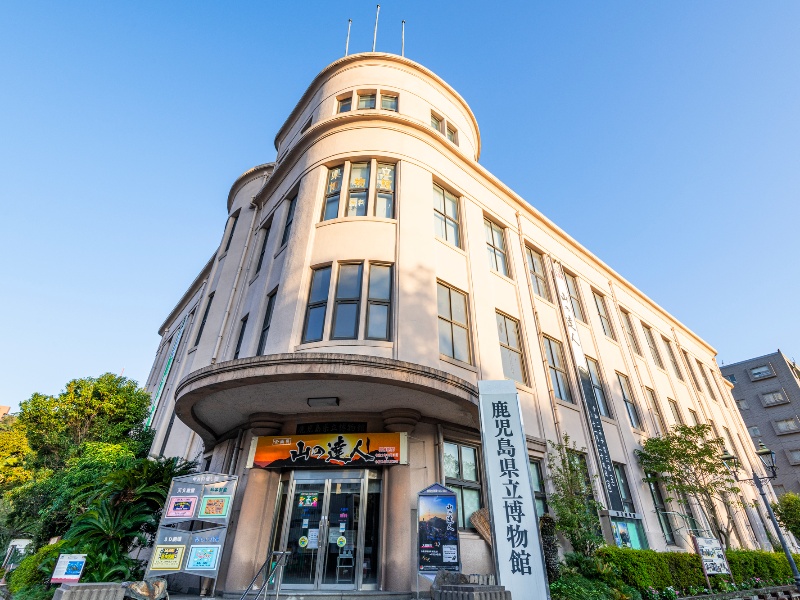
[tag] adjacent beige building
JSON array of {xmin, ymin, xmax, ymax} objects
[{"xmin": 146, "ymin": 52, "xmax": 778, "ymax": 597}]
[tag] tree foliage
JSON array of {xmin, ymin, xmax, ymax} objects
[
  {"xmin": 0, "ymin": 415, "xmax": 33, "ymax": 491},
  {"xmin": 772, "ymin": 492, "xmax": 800, "ymax": 541},
  {"xmin": 547, "ymin": 434, "xmax": 606, "ymax": 556},
  {"xmin": 635, "ymin": 424, "xmax": 740, "ymax": 548}
]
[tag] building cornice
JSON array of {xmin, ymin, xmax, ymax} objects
[
  {"xmin": 157, "ymin": 254, "xmax": 214, "ymax": 336},
  {"xmin": 273, "ymin": 52, "xmax": 481, "ymax": 161},
  {"xmin": 226, "ymin": 162, "xmax": 275, "ymax": 212}
]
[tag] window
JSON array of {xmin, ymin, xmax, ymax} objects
[
  {"xmin": 347, "ymin": 162, "xmax": 370, "ymax": 217},
  {"xmin": 648, "ymin": 477, "xmax": 676, "ymax": 545},
  {"xmin": 280, "ymin": 194, "xmax": 297, "ymax": 247},
  {"xmin": 543, "ymin": 337, "xmax": 572, "ymax": 403},
  {"xmin": 331, "ymin": 263, "xmax": 363, "ymax": 339},
  {"xmin": 748, "ymin": 426, "xmax": 761, "ymax": 437},
  {"xmin": 586, "ymin": 357, "xmax": 612, "ymax": 418},
  {"xmin": 366, "ymin": 264, "xmax": 392, "ymax": 340},
  {"xmin": 646, "ymin": 388, "xmax": 666, "ymax": 433},
  {"xmin": 194, "ymin": 292, "xmax": 214, "ymax": 346},
  {"xmin": 750, "ymin": 365, "xmax": 775, "ymax": 380},
  {"xmin": 496, "ymin": 312, "xmax": 526, "ymax": 385},
  {"xmin": 380, "ymin": 93, "xmax": 398, "ymax": 111},
  {"xmin": 525, "ymin": 247, "xmax": 551, "ymax": 302},
  {"xmin": 593, "ymin": 291, "xmax": 616, "ymax": 340},
  {"xmin": 762, "ymin": 390, "xmax": 788, "ymax": 406},
  {"xmin": 357, "ymin": 93, "xmax": 376, "ymax": 109},
  {"xmin": 667, "ymin": 398, "xmax": 682, "ymax": 425},
  {"xmin": 774, "ymin": 418, "xmax": 799, "ymax": 434},
  {"xmin": 233, "ymin": 315, "xmax": 248, "ymax": 359},
  {"xmin": 430, "ymin": 113, "xmax": 442, "ymax": 132},
  {"xmin": 529, "ymin": 461, "xmax": 548, "ymax": 516},
  {"xmin": 321, "ymin": 165, "xmax": 344, "ymax": 221},
  {"xmin": 641, "ymin": 324, "xmax": 664, "ymax": 369},
  {"xmin": 256, "ymin": 290, "xmax": 277, "ymax": 355},
  {"xmin": 484, "ymin": 218, "xmax": 508, "ymax": 276},
  {"xmin": 724, "ymin": 373, "xmax": 737, "ymax": 384},
  {"xmin": 613, "ymin": 464, "xmax": 636, "ymax": 513},
  {"xmin": 254, "ymin": 224, "xmax": 272, "ymax": 274},
  {"xmin": 338, "ymin": 96, "xmax": 352, "ymax": 113},
  {"xmin": 302, "ymin": 266, "xmax": 332, "ymax": 343},
  {"xmin": 618, "ymin": 373, "xmax": 642, "ymax": 429},
  {"xmin": 300, "ymin": 117, "xmax": 312, "ymax": 134},
  {"xmin": 662, "ymin": 337, "xmax": 684, "ymax": 381},
  {"xmin": 564, "ymin": 271, "xmax": 585, "ymax": 322},
  {"xmin": 787, "ymin": 450, "xmax": 800, "ymax": 465},
  {"xmin": 443, "ymin": 441, "xmax": 481, "ymax": 528},
  {"xmin": 722, "ymin": 427, "xmax": 737, "ymax": 457},
  {"xmin": 687, "ymin": 409, "xmax": 700, "ymax": 426},
  {"xmin": 433, "ymin": 184, "xmax": 460, "ymax": 247},
  {"xmin": 620, "ymin": 310, "xmax": 641, "ymax": 355},
  {"xmin": 446, "ymin": 125, "xmax": 457, "ymax": 144},
  {"xmin": 224, "ymin": 213, "xmax": 239, "ymax": 252},
  {"xmin": 697, "ymin": 361, "xmax": 718, "ymax": 402},
  {"xmin": 683, "ymin": 351, "xmax": 702, "ymax": 392},
  {"xmin": 736, "ymin": 399, "xmax": 749, "ymax": 410},
  {"xmin": 437, "ymin": 283, "xmax": 471, "ymax": 363},
  {"xmin": 374, "ymin": 163, "xmax": 396, "ymax": 218}
]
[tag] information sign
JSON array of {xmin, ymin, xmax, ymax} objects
[
  {"xmin": 162, "ymin": 472, "xmax": 237, "ymax": 525},
  {"xmin": 51, "ymin": 554, "xmax": 87, "ymax": 584},
  {"xmin": 694, "ymin": 536, "xmax": 730, "ymax": 575},
  {"xmin": 250, "ymin": 433, "xmax": 407, "ymax": 469},
  {"xmin": 145, "ymin": 526, "xmax": 228, "ymax": 578},
  {"xmin": 417, "ymin": 483, "xmax": 460, "ymax": 573}
]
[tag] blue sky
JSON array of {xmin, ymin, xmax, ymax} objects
[{"xmin": 1, "ymin": 2, "xmax": 799, "ymax": 410}]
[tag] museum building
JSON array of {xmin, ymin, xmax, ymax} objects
[{"xmin": 145, "ymin": 52, "xmax": 778, "ymax": 596}]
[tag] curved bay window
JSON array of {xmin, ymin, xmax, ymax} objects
[
  {"xmin": 322, "ymin": 165, "xmax": 344, "ymax": 221},
  {"xmin": 443, "ymin": 441, "xmax": 481, "ymax": 529},
  {"xmin": 347, "ymin": 162, "xmax": 370, "ymax": 217},
  {"xmin": 375, "ymin": 163, "xmax": 395, "ymax": 218}
]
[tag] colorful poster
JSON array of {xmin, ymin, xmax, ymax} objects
[
  {"xmin": 186, "ymin": 545, "xmax": 221, "ymax": 571},
  {"xmin": 417, "ymin": 484, "xmax": 460, "ymax": 572},
  {"xmin": 252, "ymin": 432, "xmax": 407, "ymax": 469},
  {"xmin": 51, "ymin": 554, "xmax": 87, "ymax": 584},
  {"xmin": 199, "ymin": 495, "xmax": 231, "ymax": 518},
  {"xmin": 165, "ymin": 496, "xmax": 198, "ymax": 519},
  {"xmin": 150, "ymin": 545, "xmax": 185, "ymax": 571}
]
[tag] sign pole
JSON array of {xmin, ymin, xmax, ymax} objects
[{"xmin": 691, "ymin": 535, "xmax": 712, "ymax": 591}]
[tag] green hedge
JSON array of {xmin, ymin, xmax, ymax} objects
[{"xmin": 597, "ymin": 547, "xmax": 800, "ymax": 593}]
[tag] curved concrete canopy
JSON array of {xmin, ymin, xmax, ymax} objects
[{"xmin": 174, "ymin": 353, "xmax": 479, "ymax": 446}]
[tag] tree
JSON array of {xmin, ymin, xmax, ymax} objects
[
  {"xmin": 635, "ymin": 424, "xmax": 740, "ymax": 548},
  {"xmin": 547, "ymin": 434, "xmax": 605, "ymax": 556},
  {"xmin": 0, "ymin": 415, "xmax": 33, "ymax": 491},
  {"xmin": 773, "ymin": 492, "xmax": 800, "ymax": 541},
  {"xmin": 17, "ymin": 373, "xmax": 151, "ymax": 469}
]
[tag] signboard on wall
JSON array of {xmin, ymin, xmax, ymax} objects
[
  {"xmin": 417, "ymin": 483, "xmax": 460, "ymax": 573},
  {"xmin": 51, "ymin": 554, "xmax": 87, "ymax": 584},
  {"xmin": 478, "ymin": 380, "xmax": 549, "ymax": 600},
  {"xmin": 694, "ymin": 536, "xmax": 730, "ymax": 575},
  {"xmin": 250, "ymin": 432, "xmax": 407, "ymax": 469},
  {"xmin": 162, "ymin": 472, "xmax": 238, "ymax": 525},
  {"xmin": 146, "ymin": 526, "xmax": 229, "ymax": 578},
  {"xmin": 146, "ymin": 313, "xmax": 188, "ymax": 427},
  {"xmin": 552, "ymin": 263, "xmax": 624, "ymax": 513}
]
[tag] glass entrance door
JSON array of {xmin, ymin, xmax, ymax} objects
[{"xmin": 276, "ymin": 470, "xmax": 375, "ymax": 590}]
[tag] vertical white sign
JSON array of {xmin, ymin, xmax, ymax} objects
[{"xmin": 478, "ymin": 380, "xmax": 549, "ymax": 599}]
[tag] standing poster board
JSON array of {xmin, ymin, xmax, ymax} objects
[
  {"xmin": 694, "ymin": 536, "xmax": 731, "ymax": 575},
  {"xmin": 51, "ymin": 554, "xmax": 87, "ymax": 584},
  {"xmin": 417, "ymin": 484, "xmax": 460, "ymax": 573}
]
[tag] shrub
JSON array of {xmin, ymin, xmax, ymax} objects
[
  {"xmin": 550, "ymin": 573, "xmax": 615, "ymax": 600},
  {"xmin": 7, "ymin": 540, "xmax": 70, "ymax": 595}
]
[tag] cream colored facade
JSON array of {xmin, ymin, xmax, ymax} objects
[{"xmin": 146, "ymin": 53, "xmax": 778, "ymax": 597}]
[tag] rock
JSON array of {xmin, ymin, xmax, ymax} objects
[{"xmin": 121, "ymin": 578, "xmax": 168, "ymax": 600}]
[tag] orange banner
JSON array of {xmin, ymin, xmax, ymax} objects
[{"xmin": 252, "ymin": 432, "xmax": 407, "ymax": 469}]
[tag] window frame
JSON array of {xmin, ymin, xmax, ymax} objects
[
  {"xmin": 280, "ymin": 194, "xmax": 297, "ymax": 247},
  {"xmin": 357, "ymin": 92, "xmax": 376, "ymax": 110},
  {"xmin": 592, "ymin": 291, "xmax": 616, "ymax": 340},
  {"xmin": 667, "ymin": 398, "xmax": 682, "ymax": 426},
  {"xmin": 256, "ymin": 289, "xmax": 277, "ymax": 355},
  {"xmin": 430, "ymin": 112, "xmax": 443, "ymax": 132},
  {"xmin": 613, "ymin": 463, "xmax": 636, "ymax": 514},
  {"xmin": 484, "ymin": 217, "xmax": 509, "ymax": 277},
  {"xmin": 749, "ymin": 364, "xmax": 776, "ymax": 381},
  {"xmin": 646, "ymin": 387, "xmax": 666, "ymax": 434},
  {"xmin": 543, "ymin": 336, "xmax": 573, "ymax": 404},
  {"xmin": 194, "ymin": 292, "xmax": 215, "ymax": 347},
  {"xmin": 617, "ymin": 372, "xmax": 642, "ymax": 430},
  {"xmin": 496, "ymin": 311, "xmax": 527, "ymax": 385},
  {"xmin": 697, "ymin": 361, "xmax": 718, "ymax": 402},
  {"xmin": 321, "ymin": 164, "xmax": 345, "ymax": 221},
  {"xmin": 662, "ymin": 337, "xmax": 684, "ymax": 381},
  {"xmin": 223, "ymin": 212, "xmax": 239, "ymax": 253},
  {"xmin": 254, "ymin": 223, "xmax": 272, "ymax": 274},
  {"xmin": 760, "ymin": 389, "xmax": 789, "ymax": 407},
  {"xmin": 365, "ymin": 263, "xmax": 392, "ymax": 341},
  {"xmin": 586, "ymin": 356, "xmax": 612, "ymax": 418},
  {"xmin": 682, "ymin": 350, "xmax": 703, "ymax": 392},
  {"xmin": 563, "ymin": 271, "xmax": 586, "ymax": 322},
  {"xmin": 233, "ymin": 314, "xmax": 248, "ymax": 360},
  {"xmin": 374, "ymin": 162, "xmax": 396, "ymax": 218},
  {"xmin": 380, "ymin": 92, "xmax": 398, "ymax": 111},
  {"xmin": 620, "ymin": 309, "xmax": 642, "ymax": 355},
  {"xmin": 346, "ymin": 161, "xmax": 371, "ymax": 217},
  {"xmin": 641, "ymin": 324, "xmax": 665, "ymax": 369},
  {"xmin": 647, "ymin": 476, "xmax": 676, "ymax": 545},
  {"xmin": 529, "ymin": 460, "xmax": 549, "ymax": 516},
  {"xmin": 446, "ymin": 124, "xmax": 458, "ymax": 145},
  {"xmin": 433, "ymin": 183, "xmax": 461, "ymax": 248},
  {"xmin": 525, "ymin": 246, "xmax": 551, "ymax": 302},
  {"xmin": 337, "ymin": 94, "xmax": 353, "ymax": 113},
  {"xmin": 330, "ymin": 262, "xmax": 364, "ymax": 340},
  {"xmin": 302, "ymin": 266, "xmax": 332, "ymax": 343},
  {"xmin": 443, "ymin": 440, "xmax": 482, "ymax": 530},
  {"xmin": 437, "ymin": 282, "xmax": 472, "ymax": 364}
]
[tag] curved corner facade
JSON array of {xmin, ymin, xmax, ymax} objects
[{"xmin": 146, "ymin": 53, "xmax": 778, "ymax": 596}]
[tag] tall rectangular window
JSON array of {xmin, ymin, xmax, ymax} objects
[
  {"xmin": 280, "ymin": 194, "xmax": 297, "ymax": 247},
  {"xmin": 443, "ymin": 442, "xmax": 481, "ymax": 529},
  {"xmin": 431, "ymin": 113, "xmax": 442, "ymax": 132},
  {"xmin": 366, "ymin": 264, "xmax": 392, "ymax": 340},
  {"xmin": 529, "ymin": 461, "xmax": 548, "ymax": 516},
  {"xmin": 254, "ymin": 224, "xmax": 271, "ymax": 274},
  {"xmin": 662, "ymin": 337, "xmax": 684, "ymax": 381},
  {"xmin": 347, "ymin": 162, "xmax": 370, "ymax": 217},
  {"xmin": 525, "ymin": 247, "xmax": 551, "ymax": 302},
  {"xmin": 617, "ymin": 373, "xmax": 641, "ymax": 429},
  {"xmin": 613, "ymin": 463, "xmax": 636, "ymax": 513},
  {"xmin": 437, "ymin": 283, "xmax": 470, "ymax": 363},
  {"xmin": 337, "ymin": 96, "xmax": 352, "ymax": 113},
  {"xmin": 683, "ymin": 350, "xmax": 702, "ymax": 392},
  {"xmin": 543, "ymin": 337, "xmax": 573, "ymax": 403},
  {"xmin": 620, "ymin": 309, "xmax": 641, "ymax": 355},
  {"xmin": 194, "ymin": 292, "xmax": 214, "ymax": 346},
  {"xmin": 433, "ymin": 184, "xmax": 460, "ymax": 247},
  {"xmin": 224, "ymin": 213, "xmax": 239, "ymax": 252},
  {"xmin": 564, "ymin": 271, "xmax": 585, "ymax": 322},
  {"xmin": 380, "ymin": 94, "xmax": 398, "ymax": 111},
  {"xmin": 646, "ymin": 388, "xmax": 666, "ymax": 433},
  {"xmin": 357, "ymin": 93, "xmax": 376, "ymax": 109},
  {"xmin": 697, "ymin": 361, "xmax": 718, "ymax": 401},
  {"xmin": 496, "ymin": 312, "xmax": 526, "ymax": 385},
  {"xmin": 648, "ymin": 478, "xmax": 676, "ymax": 545},
  {"xmin": 375, "ymin": 163, "xmax": 396, "ymax": 218},
  {"xmin": 256, "ymin": 290, "xmax": 277, "ymax": 355},
  {"xmin": 331, "ymin": 263, "xmax": 363, "ymax": 339},
  {"xmin": 667, "ymin": 398, "xmax": 682, "ymax": 425},
  {"xmin": 484, "ymin": 218, "xmax": 508, "ymax": 276},
  {"xmin": 322, "ymin": 165, "xmax": 344, "ymax": 221},
  {"xmin": 446, "ymin": 125, "xmax": 458, "ymax": 144},
  {"xmin": 722, "ymin": 427, "xmax": 737, "ymax": 457},
  {"xmin": 593, "ymin": 291, "xmax": 616, "ymax": 340},
  {"xmin": 233, "ymin": 314, "xmax": 248, "ymax": 360},
  {"xmin": 641, "ymin": 324, "xmax": 665, "ymax": 369},
  {"xmin": 687, "ymin": 409, "xmax": 700, "ymax": 426},
  {"xmin": 302, "ymin": 266, "xmax": 332, "ymax": 343},
  {"xmin": 586, "ymin": 357, "xmax": 611, "ymax": 417}
]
